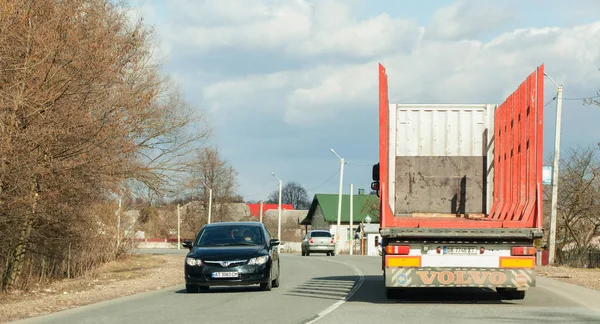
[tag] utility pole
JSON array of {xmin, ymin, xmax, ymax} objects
[
  {"xmin": 349, "ymin": 183, "xmax": 354, "ymax": 255},
  {"xmin": 331, "ymin": 148, "xmax": 345, "ymax": 255},
  {"xmin": 203, "ymin": 182, "xmax": 213, "ymax": 224},
  {"xmin": 116, "ymin": 195, "xmax": 121, "ymax": 253},
  {"xmin": 177, "ymin": 203, "xmax": 181, "ymax": 250},
  {"xmin": 259, "ymin": 200, "xmax": 264, "ymax": 223},
  {"xmin": 272, "ymin": 172, "xmax": 283, "ymax": 253},
  {"xmin": 361, "ymin": 222, "xmax": 365, "ymax": 256},
  {"xmin": 208, "ymin": 187, "xmax": 213, "ymax": 224},
  {"xmin": 546, "ymin": 75, "xmax": 563, "ymax": 265}
]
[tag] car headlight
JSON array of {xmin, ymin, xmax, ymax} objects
[
  {"xmin": 186, "ymin": 257, "xmax": 203, "ymax": 266},
  {"xmin": 248, "ymin": 255, "xmax": 269, "ymax": 265}
]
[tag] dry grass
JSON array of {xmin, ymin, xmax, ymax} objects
[{"xmin": 0, "ymin": 254, "xmax": 184, "ymax": 323}]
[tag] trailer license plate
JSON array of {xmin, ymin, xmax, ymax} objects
[
  {"xmin": 212, "ymin": 272, "xmax": 239, "ymax": 278},
  {"xmin": 444, "ymin": 246, "xmax": 478, "ymax": 255}
]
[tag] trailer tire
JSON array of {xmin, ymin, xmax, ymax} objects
[
  {"xmin": 385, "ymin": 287, "xmax": 406, "ymax": 299},
  {"xmin": 497, "ymin": 288, "xmax": 526, "ymax": 300}
]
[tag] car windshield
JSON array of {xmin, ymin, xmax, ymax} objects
[
  {"xmin": 195, "ymin": 225, "xmax": 263, "ymax": 247},
  {"xmin": 311, "ymin": 231, "xmax": 331, "ymax": 238}
]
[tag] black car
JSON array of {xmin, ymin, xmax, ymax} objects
[{"xmin": 182, "ymin": 222, "xmax": 281, "ymax": 293}]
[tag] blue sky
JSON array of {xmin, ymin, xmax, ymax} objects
[{"xmin": 129, "ymin": 0, "xmax": 600, "ymax": 203}]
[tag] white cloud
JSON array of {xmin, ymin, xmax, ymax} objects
[
  {"xmin": 198, "ymin": 19, "xmax": 600, "ymax": 126},
  {"xmin": 427, "ymin": 0, "xmax": 518, "ymax": 40},
  {"xmin": 156, "ymin": 0, "xmax": 420, "ymax": 58}
]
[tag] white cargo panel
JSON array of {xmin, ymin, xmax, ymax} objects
[{"xmin": 388, "ymin": 104, "xmax": 496, "ymax": 215}]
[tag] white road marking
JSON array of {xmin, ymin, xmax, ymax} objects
[{"xmin": 304, "ymin": 258, "xmax": 365, "ymax": 324}]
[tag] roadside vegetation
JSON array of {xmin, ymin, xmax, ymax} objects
[
  {"xmin": 543, "ymin": 144, "xmax": 600, "ymax": 268},
  {"xmin": 0, "ymin": 0, "xmax": 209, "ymax": 292}
]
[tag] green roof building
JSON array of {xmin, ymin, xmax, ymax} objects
[{"xmin": 300, "ymin": 193, "xmax": 380, "ymax": 229}]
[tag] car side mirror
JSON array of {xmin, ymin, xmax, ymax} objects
[
  {"xmin": 182, "ymin": 240, "xmax": 193, "ymax": 250},
  {"xmin": 270, "ymin": 238, "xmax": 280, "ymax": 247}
]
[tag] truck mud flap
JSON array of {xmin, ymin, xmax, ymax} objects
[{"xmin": 385, "ymin": 267, "xmax": 535, "ymax": 289}]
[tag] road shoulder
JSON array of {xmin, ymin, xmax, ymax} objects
[{"xmin": 0, "ymin": 253, "xmax": 184, "ymax": 323}]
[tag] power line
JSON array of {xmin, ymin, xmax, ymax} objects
[
  {"xmin": 563, "ymin": 94, "xmax": 600, "ymax": 101},
  {"xmin": 305, "ymin": 167, "xmax": 341, "ymax": 192},
  {"xmin": 545, "ymin": 97, "xmax": 556, "ymax": 107},
  {"xmin": 544, "ymin": 94, "xmax": 600, "ymax": 108}
]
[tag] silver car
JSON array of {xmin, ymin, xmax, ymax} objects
[{"xmin": 301, "ymin": 230, "xmax": 335, "ymax": 256}]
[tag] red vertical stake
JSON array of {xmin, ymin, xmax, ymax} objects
[
  {"xmin": 500, "ymin": 93, "xmax": 514, "ymax": 220},
  {"xmin": 508, "ymin": 88, "xmax": 517, "ymax": 220},
  {"xmin": 378, "ymin": 63, "xmax": 392, "ymax": 228},
  {"xmin": 492, "ymin": 103, "xmax": 505, "ymax": 219},
  {"xmin": 490, "ymin": 107, "xmax": 501, "ymax": 219},
  {"xmin": 521, "ymin": 72, "xmax": 538, "ymax": 226},
  {"xmin": 535, "ymin": 64, "xmax": 545, "ymax": 228},
  {"xmin": 515, "ymin": 79, "xmax": 529, "ymax": 221}
]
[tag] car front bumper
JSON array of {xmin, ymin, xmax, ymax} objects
[{"xmin": 185, "ymin": 263, "xmax": 270, "ymax": 287}]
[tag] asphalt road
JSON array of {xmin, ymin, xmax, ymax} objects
[{"xmin": 13, "ymin": 250, "xmax": 600, "ymax": 324}]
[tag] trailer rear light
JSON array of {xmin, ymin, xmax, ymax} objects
[
  {"xmin": 309, "ymin": 238, "xmax": 313, "ymax": 244},
  {"xmin": 386, "ymin": 245, "xmax": 410, "ymax": 255},
  {"xmin": 511, "ymin": 246, "xmax": 536, "ymax": 256}
]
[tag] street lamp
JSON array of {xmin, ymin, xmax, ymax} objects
[
  {"xmin": 330, "ymin": 148, "xmax": 345, "ymax": 255},
  {"xmin": 544, "ymin": 72, "xmax": 564, "ymax": 265},
  {"xmin": 202, "ymin": 182, "xmax": 213, "ymax": 224},
  {"xmin": 271, "ymin": 172, "xmax": 283, "ymax": 247}
]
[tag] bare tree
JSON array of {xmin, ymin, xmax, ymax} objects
[
  {"xmin": 0, "ymin": 0, "xmax": 207, "ymax": 291},
  {"xmin": 544, "ymin": 146, "xmax": 600, "ymax": 266},
  {"xmin": 183, "ymin": 147, "xmax": 239, "ymax": 230},
  {"xmin": 266, "ymin": 181, "xmax": 310, "ymax": 209}
]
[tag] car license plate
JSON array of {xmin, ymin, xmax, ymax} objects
[
  {"xmin": 212, "ymin": 271, "xmax": 239, "ymax": 278},
  {"xmin": 444, "ymin": 246, "xmax": 478, "ymax": 255},
  {"xmin": 316, "ymin": 246, "xmax": 327, "ymax": 249}
]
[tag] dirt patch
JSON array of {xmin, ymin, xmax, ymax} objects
[
  {"xmin": 0, "ymin": 253, "xmax": 184, "ymax": 323},
  {"xmin": 537, "ymin": 265, "xmax": 600, "ymax": 291}
]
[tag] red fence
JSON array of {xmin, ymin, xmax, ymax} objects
[{"xmin": 489, "ymin": 64, "xmax": 544, "ymax": 228}]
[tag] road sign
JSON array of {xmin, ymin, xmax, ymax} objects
[{"xmin": 543, "ymin": 166, "xmax": 552, "ymax": 185}]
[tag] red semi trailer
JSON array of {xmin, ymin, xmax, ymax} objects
[{"xmin": 371, "ymin": 63, "xmax": 545, "ymax": 300}]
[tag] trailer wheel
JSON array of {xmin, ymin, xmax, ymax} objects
[
  {"xmin": 385, "ymin": 287, "xmax": 406, "ymax": 299},
  {"xmin": 497, "ymin": 288, "xmax": 526, "ymax": 300}
]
